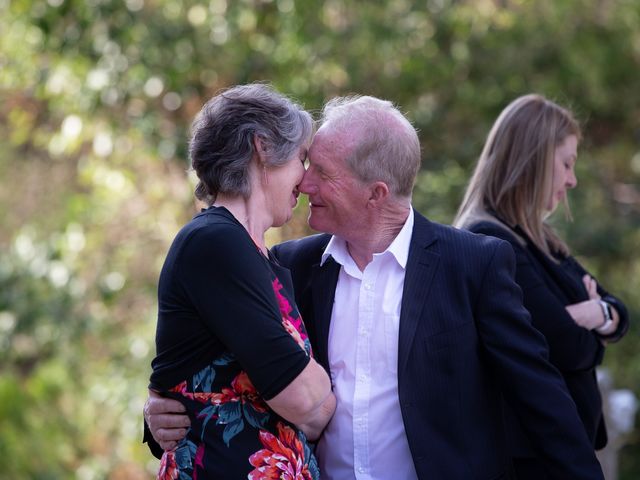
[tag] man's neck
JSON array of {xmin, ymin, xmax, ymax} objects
[{"xmin": 346, "ymin": 203, "xmax": 411, "ymax": 271}]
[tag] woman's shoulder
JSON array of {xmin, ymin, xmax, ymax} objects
[
  {"xmin": 464, "ymin": 215, "xmax": 526, "ymax": 250},
  {"xmin": 168, "ymin": 207, "xmax": 256, "ymax": 264}
]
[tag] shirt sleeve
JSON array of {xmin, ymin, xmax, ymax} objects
[{"xmin": 173, "ymin": 221, "xmax": 310, "ymax": 400}]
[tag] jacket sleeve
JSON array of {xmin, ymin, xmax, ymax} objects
[
  {"xmin": 566, "ymin": 257, "xmax": 629, "ymax": 342},
  {"xmin": 474, "ymin": 240, "xmax": 604, "ymax": 479},
  {"xmin": 473, "ymin": 224, "xmax": 604, "ymax": 373}
]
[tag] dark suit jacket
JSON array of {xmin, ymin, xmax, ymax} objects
[
  {"xmin": 272, "ymin": 210, "xmax": 603, "ymax": 480},
  {"xmin": 467, "ymin": 219, "xmax": 629, "ymax": 455}
]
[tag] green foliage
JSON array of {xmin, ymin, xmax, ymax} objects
[{"xmin": 1, "ymin": 0, "xmax": 639, "ymax": 477}]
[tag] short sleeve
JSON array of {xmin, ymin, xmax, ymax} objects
[{"xmin": 174, "ymin": 221, "xmax": 310, "ymax": 400}]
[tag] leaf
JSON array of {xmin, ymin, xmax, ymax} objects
[
  {"xmin": 174, "ymin": 444, "xmax": 193, "ymax": 470},
  {"xmin": 212, "ymin": 353, "xmax": 236, "ymax": 365},
  {"xmin": 193, "ymin": 366, "xmax": 215, "ymax": 392},
  {"xmin": 244, "ymin": 404, "xmax": 270, "ymax": 429},
  {"xmin": 217, "ymin": 401, "xmax": 242, "ymax": 425},
  {"xmin": 222, "ymin": 418, "xmax": 244, "ymax": 446},
  {"xmin": 198, "ymin": 405, "xmax": 218, "ymax": 439}
]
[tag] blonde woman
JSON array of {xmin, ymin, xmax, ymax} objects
[{"xmin": 455, "ymin": 94, "xmax": 628, "ymax": 479}]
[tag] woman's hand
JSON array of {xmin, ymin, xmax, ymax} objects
[
  {"xmin": 565, "ymin": 275, "xmax": 603, "ymax": 330},
  {"xmin": 565, "ymin": 299, "xmax": 605, "ymax": 330},
  {"xmin": 565, "ymin": 275, "xmax": 618, "ymax": 335}
]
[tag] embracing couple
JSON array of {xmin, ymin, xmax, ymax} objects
[{"xmin": 144, "ymin": 84, "xmax": 627, "ymax": 479}]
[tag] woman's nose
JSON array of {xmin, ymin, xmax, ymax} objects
[{"xmin": 298, "ymin": 171, "xmax": 316, "ymax": 194}]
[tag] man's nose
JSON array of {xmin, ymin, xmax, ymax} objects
[
  {"xmin": 298, "ymin": 171, "xmax": 317, "ymax": 194},
  {"xmin": 567, "ymin": 169, "xmax": 577, "ymax": 189}
]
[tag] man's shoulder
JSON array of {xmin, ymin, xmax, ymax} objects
[
  {"xmin": 272, "ymin": 233, "xmax": 332, "ymax": 265},
  {"xmin": 414, "ymin": 212, "xmax": 507, "ymax": 253}
]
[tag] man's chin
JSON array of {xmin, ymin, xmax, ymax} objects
[{"xmin": 307, "ymin": 215, "xmax": 325, "ymax": 233}]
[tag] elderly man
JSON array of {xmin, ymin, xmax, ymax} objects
[{"xmin": 145, "ymin": 96, "xmax": 603, "ymax": 479}]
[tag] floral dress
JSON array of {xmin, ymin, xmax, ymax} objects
[{"xmin": 150, "ymin": 207, "xmax": 320, "ymax": 479}]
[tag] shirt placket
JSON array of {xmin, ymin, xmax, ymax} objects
[{"xmin": 353, "ymin": 260, "xmax": 378, "ymax": 479}]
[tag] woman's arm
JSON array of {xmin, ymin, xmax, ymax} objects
[
  {"xmin": 150, "ymin": 222, "xmax": 333, "ymax": 448},
  {"xmin": 266, "ymin": 360, "xmax": 336, "ymax": 440},
  {"xmin": 565, "ymin": 274, "xmax": 620, "ymax": 338},
  {"xmin": 566, "ymin": 259, "xmax": 629, "ymax": 342},
  {"xmin": 469, "ymin": 222, "xmax": 603, "ymax": 372}
]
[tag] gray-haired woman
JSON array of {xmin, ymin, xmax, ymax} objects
[{"xmin": 147, "ymin": 84, "xmax": 335, "ymax": 479}]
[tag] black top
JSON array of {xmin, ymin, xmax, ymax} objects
[
  {"xmin": 150, "ymin": 206, "xmax": 319, "ymax": 479},
  {"xmin": 466, "ymin": 219, "xmax": 629, "ymax": 454}
]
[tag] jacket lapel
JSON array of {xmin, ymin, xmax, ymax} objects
[
  {"xmin": 398, "ymin": 212, "xmax": 439, "ymax": 375},
  {"xmin": 311, "ymin": 257, "xmax": 340, "ymax": 371}
]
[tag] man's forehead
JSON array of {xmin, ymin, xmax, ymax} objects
[{"xmin": 310, "ymin": 125, "xmax": 355, "ymax": 157}]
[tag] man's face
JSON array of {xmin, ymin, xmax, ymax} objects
[{"xmin": 298, "ymin": 127, "xmax": 371, "ymax": 239}]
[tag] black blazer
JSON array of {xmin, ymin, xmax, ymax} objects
[
  {"xmin": 466, "ymin": 219, "xmax": 629, "ymax": 454},
  {"xmin": 272, "ymin": 210, "xmax": 603, "ymax": 480}
]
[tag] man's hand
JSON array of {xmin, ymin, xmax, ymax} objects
[{"xmin": 144, "ymin": 389, "xmax": 191, "ymax": 451}]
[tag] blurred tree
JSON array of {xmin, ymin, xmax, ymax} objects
[{"xmin": 1, "ymin": 0, "xmax": 638, "ymax": 478}]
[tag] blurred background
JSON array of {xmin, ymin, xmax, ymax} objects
[{"xmin": 1, "ymin": 0, "xmax": 638, "ymax": 478}]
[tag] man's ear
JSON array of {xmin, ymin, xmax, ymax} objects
[{"xmin": 368, "ymin": 181, "xmax": 390, "ymax": 205}]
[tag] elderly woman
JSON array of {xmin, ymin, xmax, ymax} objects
[
  {"xmin": 148, "ymin": 84, "xmax": 335, "ymax": 479},
  {"xmin": 455, "ymin": 94, "xmax": 629, "ymax": 479}
]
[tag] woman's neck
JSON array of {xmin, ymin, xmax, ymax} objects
[{"xmin": 214, "ymin": 193, "xmax": 271, "ymax": 255}]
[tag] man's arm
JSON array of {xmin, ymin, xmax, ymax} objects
[
  {"xmin": 475, "ymin": 241, "xmax": 604, "ymax": 479},
  {"xmin": 144, "ymin": 362, "xmax": 336, "ymax": 448}
]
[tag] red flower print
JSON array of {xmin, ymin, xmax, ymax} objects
[
  {"xmin": 272, "ymin": 278, "xmax": 310, "ymax": 351},
  {"xmin": 248, "ymin": 422, "xmax": 313, "ymax": 480},
  {"xmin": 210, "ymin": 371, "xmax": 268, "ymax": 413},
  {"xmin": 283, "ymin": 318, "xmax": 306, "ymax": 351},
  {"xmin": 158, "ymin": 450, "xmax": 179, "ymax": 480},
  {"xmin": 169, "ymin": 381, "xmax": 187, "ymax": 394},
  {"xmin": 272, "ymin": 278, "xmax": 293, "ymax": 316},
  {"xmin": 193, "ymin": 443, "xmax": 205, "ymax": 480},
  {"xmin": 170, "ymin": 380, "xmax": 217, "ymax": 404}
]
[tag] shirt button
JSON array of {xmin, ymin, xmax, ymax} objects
[
  {"xmin": 364, "ymin": 283, "xmax": 372, "ymax": 290},
  {"xmin": 358, "ymin": 467, "xmax": 365, "ymax": 473}
]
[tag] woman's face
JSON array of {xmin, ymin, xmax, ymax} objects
[
  {"xmin": 546, "ymin": 134, "xmax": 578, "ymax": 213},
  {"xmin": 264, "ymin": 144, "xmax": 308, "ymax": 227}
]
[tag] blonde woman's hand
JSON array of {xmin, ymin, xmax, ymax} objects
[
  {"xmin": 582, "ymin": 274, "xmax": 600, "ymax": 301},
  {"xmin": 565, "ymin": 300, "xmax": 606, "ymax": 330},
  {"xmin": 565, "ymin": 275, "xmax": 605, "ymax": 330}
]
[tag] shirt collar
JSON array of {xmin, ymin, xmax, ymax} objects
[{"xmin": 321, "ymin": 208, "xmax": 414, "ymax": 270}]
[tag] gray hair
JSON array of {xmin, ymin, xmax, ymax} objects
[
  {"xmin": 320, "ymin": 96, "xmax": 421, "ymax": 198},
  {"xmin": 189, "ymin": 83, "xmax": 313, "ymax": 203}
]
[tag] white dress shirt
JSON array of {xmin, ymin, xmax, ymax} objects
[{"xmin": 316, "ymin": 209, "xmax": 418, "ymax": 480}]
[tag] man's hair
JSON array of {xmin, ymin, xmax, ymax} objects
[
  {"xmin": 189, "ymin": 83, "xmax": 313, "ymax": 204},
  {"xmin": 454, "ymin": 93, "xmax": 581, "ymax": 256},
  {"xmin": 320, "ymin": 96, "xmax": 421, "ymax": 199}
]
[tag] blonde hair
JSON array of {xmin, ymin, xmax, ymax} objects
[{"xmin": 454, "ymin": 94, "xmax": 581, "ymax": 256}]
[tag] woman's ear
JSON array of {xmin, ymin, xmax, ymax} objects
[{"xmin": 253, "ymin": 134, "xmax": 268, "ymax": 163}]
